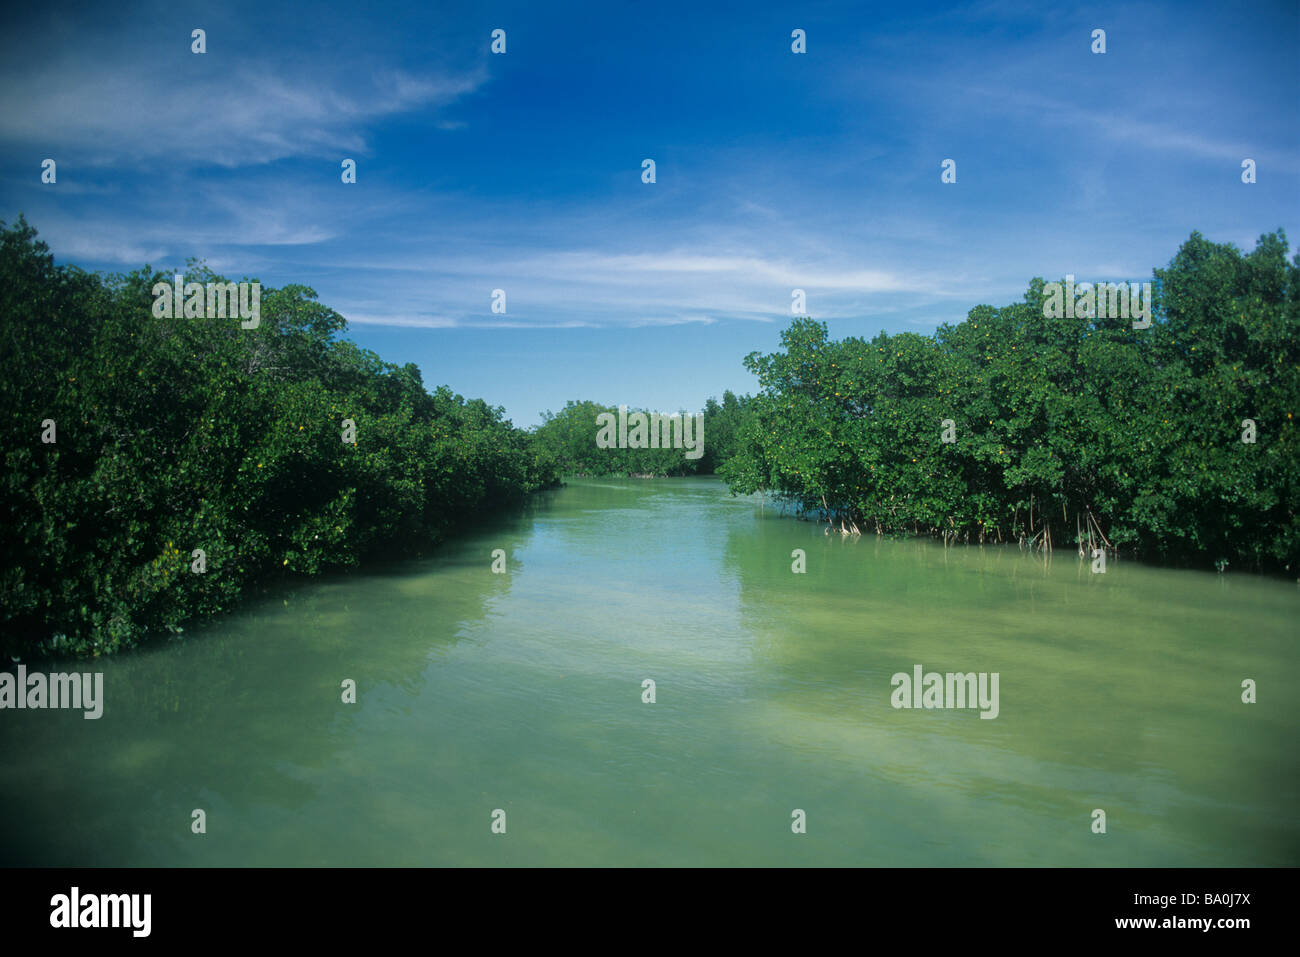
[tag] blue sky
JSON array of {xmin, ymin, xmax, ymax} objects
[{"xmin": 2, "ymin": 0, "xmax": 1296, "ymax": 426}]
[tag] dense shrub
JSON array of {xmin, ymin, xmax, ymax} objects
[
  {"xmin": 721, "ymin": 231, "xmax": 1300, "ymax": 572},
  {"xmin": 0, "ymin": 217, "xmax": 560, "ymax": 658}
]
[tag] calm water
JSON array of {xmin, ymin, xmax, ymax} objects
[{"xmin": 2, "ymin": 477, "xmax": 1297, "ymax": 866}]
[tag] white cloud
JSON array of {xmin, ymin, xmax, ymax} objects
[
  {"xmin": 0, "ymin": 59, "xmax": 485, "ymax": 167},
  {"xmin": 43, "ymin": 230, "xmax": 168, "ymax": 265}
]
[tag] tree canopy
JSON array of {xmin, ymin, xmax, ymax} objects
[
  {"xmin": 0, "ymin": 216, "xmax": 560, "ymax": 658},
  {"xmin": 720, "ymin": 231, "xmax": 1300, "ymax": 572}
]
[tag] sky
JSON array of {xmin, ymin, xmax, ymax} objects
[{"xmin": 2, "ymin": 0, "xmax": 1297, "ymax": 426}]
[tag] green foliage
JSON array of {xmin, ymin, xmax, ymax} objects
[
  {"xmin": 0, "ymin": 216, "xmax": 560, "ymax": 659},
  {"xmin": 696, "ymin": 391, "xmax": 749, "ymax": 474},
  {"xmin": 721, "ymin": 231, "xmax": 1300, "ymax": 572}
]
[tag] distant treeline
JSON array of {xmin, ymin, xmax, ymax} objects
[
  {"xmin": 535, "ymin": 394, "xmax": 752, "ymax": 476},
  {"xmin": 0, "ymin": 217, "xmax": 560, "ymax": 658},
  {"xmin": 720, "ymin": 231, "xmax": 1300, "ymax": 573}
]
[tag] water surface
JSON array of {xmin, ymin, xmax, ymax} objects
[{"xmin": 2, "ymin": 477, "xmax": 1296, "ymax": 866}]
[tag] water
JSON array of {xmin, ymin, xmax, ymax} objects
[{"xmin": 2, "ymin": 477, "xmax": 1296, "ymax": 866}]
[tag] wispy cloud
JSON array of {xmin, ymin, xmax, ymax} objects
[
  {"xmin": 0, "ymin": 59, "xmax": 485, "ymax": 167},
  {"xmin": 48, "ymin": 233, "xmax": 169, "ymax": 266},
  {"xmin": 965, "ymin": 86, "xmax": 1299, "ymax": 173}
]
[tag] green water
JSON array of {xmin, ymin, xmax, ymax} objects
[{"xmin": 2, "ymin": 477, "xmax": 1297, "ymax": 866}]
